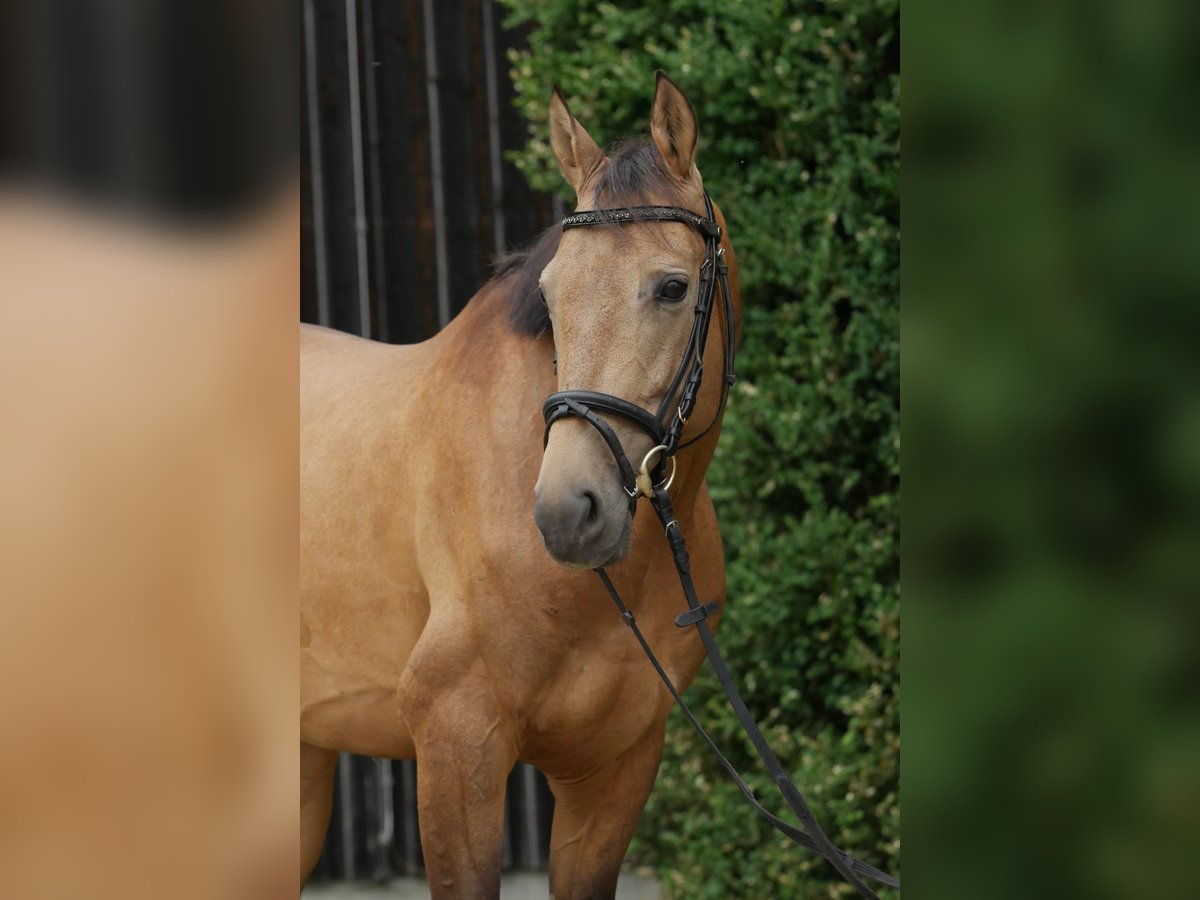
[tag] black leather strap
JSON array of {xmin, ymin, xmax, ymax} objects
[
  {"xmin": 542, "ymin": 390, "xmax": 666, "ymax": 446},
  {"xmin": 652, "ymin": 191, "xmax": 735, "ymax": 454},
  {"xmin": 590, "ymin": 490, "xmax": 901, "ymax": 898},
  {"xmin": 543, "ymin": 397, "xmax": 641, "ymax": 509},
  {"xmin": 647, "ymin": 487, "xmax": 890, "ymax": 898},
  {"xmin": 674, "ymin": 600, "xmax": 719, "ymax": 627},
  {"xmin": 595, "ymin": 567, "xmax": 899, "ymax": 893},
  {"xmin": 562, "ymin": 205, "xmax": 721, "ymax": 238}
]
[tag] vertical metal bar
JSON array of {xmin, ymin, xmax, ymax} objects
[
  {"xmin": 520, "ymin": 763, "xmax": 543, "ymax": 869},
  {"xmin": 303, "ymin": 0, "xmax": 331, "ymax": 326},
  {"xmin": 374, "ymin": 758, "xmax": 395, "ymax": 879},
  {"xmin": 338, "ymin": 753, "xmax": 357, "ymax": 879},
  {"xmin": 405, "ymin": 763, "xmax": 424, "ymax": 873},
  {"xmin": 396, "ymin": 763, "xmax": 415, "ymax": 873},
  {"xmin": 344, "ymin": 0, "xmax": 372, "ymax": 339},
  {"xmin": 361, "ymin": 753, "xmax": 378, "ymax": 862},
  {"xmin": 480, "ymin": 0, "xmax": 506, "ymax": 257},
  {"xmin": 359, "ymin": 0, "xmax": 390, "ymax": 342},
  {"xmin": 421, "ymin": 0, "xmax": 451, "ymax": 328},
  {"xmin": 500, "ymin": 770, "xmax": 513, "ymax": 870}
]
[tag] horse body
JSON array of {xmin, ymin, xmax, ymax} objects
[{"xmin": 300, "ymin": 287, "xmax": 727, "ymax": 894}]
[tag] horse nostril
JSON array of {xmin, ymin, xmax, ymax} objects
[
  {"xmin": 581, "ymin": 489, "xmax": 599, "ymax": 523},
  {"xmin": 533, "ymin": 482, "xmax": 608, "ymax": 553}
]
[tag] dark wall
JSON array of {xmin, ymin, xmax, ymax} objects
[
  {"xmin": 301, "ymin": 0, "xmax": 555, "ymax": 345},
  {"xmin": 301, "ymin": 0, "xmax": 556, "ymax": 880}
]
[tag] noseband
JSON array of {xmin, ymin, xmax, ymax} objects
[{"xmin": 541, "ymin": 191, "xmax": 736, "ymax": 513}]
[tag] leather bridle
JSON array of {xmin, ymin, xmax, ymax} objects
[
  {"xmin": 538, "ymin": 192, "xmax": 900, "ymax": 897},
  {"xmin": 542, "ymin": 191, "xmax": 736, "ymax": 512}
]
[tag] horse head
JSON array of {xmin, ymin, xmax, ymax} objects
[{"xmin": 534, "ymin": 73, "xmax": 735, "ymax": 569}]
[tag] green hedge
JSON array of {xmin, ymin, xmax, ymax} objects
[{"xmin": 500, "ymin": 1, "xmax": 899, "ymax": 895}]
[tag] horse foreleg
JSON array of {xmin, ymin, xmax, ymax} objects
[
  {"xmin": 399, "ymin": 653, "xmax": 517, "ymax": 899},
  {"xmin": 546, "ymin": 725, "xmax": 666, "ymax": 900},
  {"xmin": 299, "ymin": 742, "xmax": 338, "ymax": 887}
]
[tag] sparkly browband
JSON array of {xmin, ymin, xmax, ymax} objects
[{"xmin": 561, "ymin": 205, "xmax": 721, "ymax": 239}]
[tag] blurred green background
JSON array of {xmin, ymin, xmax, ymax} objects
[
  {"xmin": 904, "ymin": 0, "xmax": 1200, "ymax": 897},
  {"xmin": 501, "ymin": 1, "xmax": 900, "ymax": 896}
]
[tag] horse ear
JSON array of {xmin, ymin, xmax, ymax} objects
[
  {"xmin": 650, "ymin": 71, "xmax": 698, "ymax": 180},
  {"xmin": 548, "ymin": 86, "xmax": 604, "ymax": 196}
]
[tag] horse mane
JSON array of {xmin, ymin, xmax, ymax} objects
[
  {"xmin": 494, "ymin": 137, "xmax": 691, "ymax": 337},
  {"xmin": 493, "ymin": 225, "xmax": 562, "ymax": 338}
]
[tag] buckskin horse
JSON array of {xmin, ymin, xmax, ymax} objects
[
  {"xmin": 300, "ymin": 74, "xmax": 729, "ymax": 897},
  {"xmin": 301, "ymin": 75, "xmax": 736, "ymax": 897}
]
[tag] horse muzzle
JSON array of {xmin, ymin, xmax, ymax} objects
[{"xmin": 533, "ymin": 476, "xmax": 632, "ymax": 569}]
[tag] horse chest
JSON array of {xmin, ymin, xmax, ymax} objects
[{"xmin": 516, "ymin": 631, "xmax": 675, "ymax": 762}]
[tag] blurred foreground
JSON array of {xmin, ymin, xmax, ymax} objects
[
  {"xmin": 0, "ymin": 190, "xmax": 299, "ymax": 899},
  {"xmin": 905, "ymin": 0, "xmax": 1200, "ymax": 897},
  {"xmin": 1, "ymin": 3, "xmax": 296, "ymax": 899}
]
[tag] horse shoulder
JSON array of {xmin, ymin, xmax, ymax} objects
[{"xmin": 300, "ymin": 330, "xmax": 438, "ymax": 757}]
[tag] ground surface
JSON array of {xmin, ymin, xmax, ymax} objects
[{"xmin": 303, "ymin": 872, "xmax": 662, "ymax": 899}]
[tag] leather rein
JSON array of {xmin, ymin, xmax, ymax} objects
[{"xmin": 540, "ymin": 192, "xmax": 900, "ymax": 897}]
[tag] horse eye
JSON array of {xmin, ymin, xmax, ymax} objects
[{"xmin": 657, "ymin": 278, "xmax": 688, "ymax": 303}]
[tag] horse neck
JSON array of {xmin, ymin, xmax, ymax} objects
[{"xmin": 427, "ymin": 278, "xmax": 552, "ymax": 387}]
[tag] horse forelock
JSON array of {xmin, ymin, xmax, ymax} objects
[{"xmin": 592, "ymin": 138, "xmax": 691, "ymax": 209}]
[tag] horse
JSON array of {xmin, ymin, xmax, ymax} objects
[{"xmin": 300, "ymin": 73, "xmax": 740, "ymax": 898}]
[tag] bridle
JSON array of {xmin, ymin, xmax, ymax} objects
[
  {"xmin": 538, "ymin": 192, "xmax": 901, "ymax": 897},
  {"xmin": 542, "ymin": 191, "xmax": 736, "ymax": 513}
]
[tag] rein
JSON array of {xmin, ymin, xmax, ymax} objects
[{"xmin": 540, "ymin": 193, "xmax": 900, "ymax": 897}]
